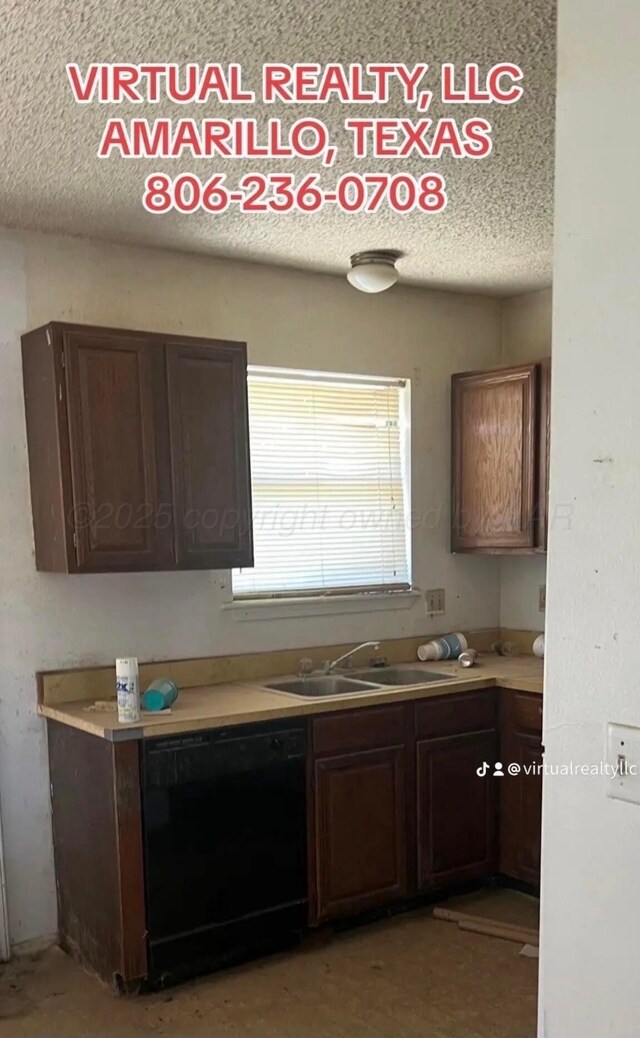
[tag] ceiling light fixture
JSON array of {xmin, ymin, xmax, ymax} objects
[{"xmin": 346, "ymin": 250, "xmax": 402, "ymax": 294}]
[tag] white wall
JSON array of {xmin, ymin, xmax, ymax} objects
[
  {"xmin": 0, "ymin": 228, "xmax": 502, "ymax": 945},
  {"xmin": 501, "ymin": 289, "xmax": 552, "ymax": 365},
  {"xmin": 499, "ymin": 288, "xmax": 551, "ymax": 630},
  {"xmin": 539, "ymin": 3, "xmax": 640, "ymax": 1035}
]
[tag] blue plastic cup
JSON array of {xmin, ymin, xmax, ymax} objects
[{"xmin": 142, "ymin": 679, "xmax": 179, "ymax": 712}]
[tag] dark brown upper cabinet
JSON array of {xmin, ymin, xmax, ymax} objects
[
  {"xmin": 451, "ymin": 361, "xmax": 550, "ymax": 554},
  {"xmin": 63, "ymin": 328, "xmax": 174, "ymax": 572},
  {"xmin": 21, "ymin": 322, "xmax": 253, "ymax": 573},
  {"xmin": 166, "ymin": 341, "xmax": 252, "ymax": 570}
]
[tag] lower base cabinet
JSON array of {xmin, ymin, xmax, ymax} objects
[
  {"xmin": 415, "ymin": 691, "xmax": 499, "ymax": 891},
  {"xmin": 309, "ymin": 691, "xmax": 506, "ymax": 925},
  {"xmin": 309, "ymin": 705, "xmax": 408, "ymax": 923},
  {"xmin": 500, "ymin": 691, "xmax": 543, "ymax": 885},
  {"xmin": 46, "ymin": 685, "xmax": 543, "ymax": 990},
  {"xmin": 313, "ymin": 746, "xmax": 408, "ymax": 922},
  {"xmin": 417, "ymin": 730, "xmax": 498, "ymax": 889},
  {"xmin": 310, "ymin": 688, "xmax": 542, "ymax": 925}
]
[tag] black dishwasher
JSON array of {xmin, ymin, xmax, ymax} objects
[{"xmin": 141, "ymin": 718, "xmax": 308, "ymax": 986}]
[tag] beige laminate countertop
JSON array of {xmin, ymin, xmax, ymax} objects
[{"xmin": 38, "ymin": 655, "xmax": 544, "ymax": 742}]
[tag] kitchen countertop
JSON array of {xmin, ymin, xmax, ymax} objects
[{"xmin": 38, "ymin": 655, "xmax": 544, "ymax": 742}]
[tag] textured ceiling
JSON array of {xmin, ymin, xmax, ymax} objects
[{"xmin": 0, "ymin": 0, "xmax": 555, "ymax": 294}]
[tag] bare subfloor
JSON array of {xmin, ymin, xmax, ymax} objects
[{"xmin": 0, "ymin": 906, "xmax": 538, "ymax": 1038}]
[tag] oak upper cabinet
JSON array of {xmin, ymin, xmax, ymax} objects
[
  {"xmin": 21, "ymin": 322, "xmax": 253, "ymax": 573},
  {"xmin": 415, "ymin": 692, "xmax": 498, "ymax": 889},
  {"xmin": 309, "ymin": 706, "xmax": 408, "ymax": 924},
  {"xmin": 451, "ymin": 362, "xmax": 550, "ymax": 553},
  {"xmin": 499, "ymin": 691, "xmax": 543, "ymax": 886}
]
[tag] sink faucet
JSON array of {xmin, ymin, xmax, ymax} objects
[{"xmin": 323, "ymin": 641, "xmax": 381, "ymax": 674}]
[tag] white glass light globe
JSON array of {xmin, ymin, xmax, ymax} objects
[
  {"xmin": 346, "ymin": 251, "xmax": 400, "ymax": 293},
  {"xmin": 346, "ymin": 263, "xmax": 399, "ymax": 293}
]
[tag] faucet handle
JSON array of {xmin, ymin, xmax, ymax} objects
[{"xmin": 298, "ymin": 657, "xmax": 314, "ymax": 678}]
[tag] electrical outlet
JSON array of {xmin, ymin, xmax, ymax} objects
[
  {"xmin": 539, "ymin": 585, "xmax": 546, "ymax": 611},
  {"xmin": 425, "ymin": 588, "xmax": 445, "ymax": 614}
]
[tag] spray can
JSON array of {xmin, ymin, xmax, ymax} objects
[
  {"xmin": 116, "ymin": 658, "xmax": 140, "ymax": 724},
  {"xmin": 458, "ymin": 649, "xmax": 478, "ymax": 668}
]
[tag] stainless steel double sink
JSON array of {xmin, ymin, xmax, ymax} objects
[{"xmin": 263, "ymin": 667, "xmax": 447, "ymax": 699}]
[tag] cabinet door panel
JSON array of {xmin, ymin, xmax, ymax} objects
[
  {"xmin": 64, "ymin": 331, "xmax": 174, "ymax": 571},
  {"xmin": 517, "ymin": 739, "xmax": 543, "ymax": 882},
  {"xmin": 417, "ymin": 731, "xmax": 497, "ymax": 888},
  {"xmin": 500, "ymin": 730, "xmax": 543, "ymax": 885},
  {"xmin": 167, "ymin": 341, "xmax": 253, "ymax": 569},
  {"xmin": 452, "ymin": 364, "xmax": 537, "ymax": 551},
  {"xmin": 536, "ymin": 357, "xmax": 551, "ymax": 550},
  {"xmin": 313, "ymin": 746, "xmax": 407, "ymax": 922}
]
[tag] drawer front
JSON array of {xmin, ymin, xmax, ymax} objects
[
  {"xmin": 312, "ymin": 704, "xmax": 406, "ymax": 756},
  {"xmin": 502, "ymin": 690, "xmax": 543, "ymax": 733},
  {"xmin": 415, "ymin": 691, "xmax": 497, "ymax": 739}
]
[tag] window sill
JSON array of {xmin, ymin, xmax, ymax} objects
[{"xmin": 223, "ymin": 590, "xmax": 421, "ymax": 622}]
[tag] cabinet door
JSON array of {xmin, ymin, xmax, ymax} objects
[
  {"xmin": 500, "ymin": 731, "xmax": 543, "ymax": 885},
  {"xmin": 63, "ymin": 329, "xmax": 174, "ymax": 571},
  {"xmin": 417, "ymin": 730, "xmax": 497, "ymax": 889},
  {"xmin": 166, "ymin": 340, "xmax": 253, "ymax": 569},
  {"xmin": 535, "ymin": 357, "xmax": 551, "ymax": 550},
  {"xmin": 313, "ymin": 745, "xmax": 407, "ymax": 922},
  {"xmin": 452, "ymin": 364, "xmax": 537, "ymax": 551}
]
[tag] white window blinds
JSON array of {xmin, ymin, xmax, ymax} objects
[{"xmin": 232, "ymin": 369, "xmax": 410, "ymax": 598}]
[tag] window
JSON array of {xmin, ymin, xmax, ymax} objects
[{"xmin": 232, "ymin": 367, "xmax": 411, "ymax": 598}]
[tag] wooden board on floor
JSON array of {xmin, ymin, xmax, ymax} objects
[
  {"xmin": 437, "ymin": 887, "xmax": 539, "ymax": 927},
  {"xmin": 434, "ymin": 887, "xmax": 539, "ymax": 945}
]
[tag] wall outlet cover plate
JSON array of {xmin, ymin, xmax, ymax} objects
[
  {"xmin": 606, "ymin": 722, "xmax": 640, "ymax": 805},
  {"xmin": 425, "ymin": 588, "xmax": 445, "ymax": 614}
]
